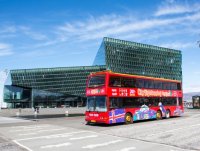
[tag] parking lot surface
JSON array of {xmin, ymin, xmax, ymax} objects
[{"xmin": 0, "ymin": 108, "xmax": 199, "ymax": 151}]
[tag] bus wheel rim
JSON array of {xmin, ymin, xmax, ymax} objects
[
  {"xmin": 126, "ymin": 115, "xmax": 131, "ymax": 121},
  {"xmin": 157, "ymin": 112, "xmax": 161, "ymax": 118},
  {"xmin": 166, "ymin": 111, "xmax": 170, "ymax": 118}
]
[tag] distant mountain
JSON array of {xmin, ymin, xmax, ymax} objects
[{"xmin": 183, "ymin": 92, "xmax": 200, "ymax": 102}]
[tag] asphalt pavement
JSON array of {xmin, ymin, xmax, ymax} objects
[{"xmin": 0, "ymin": 108, "xmax": 199, "ymax": 151}]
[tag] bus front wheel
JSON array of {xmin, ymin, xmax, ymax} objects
[
  {"xmin": 125, "ymin": 113, "xmax": 133, "ymax": 124},
  {"xmin": 156, "ymin": 111, "xmax": 162, "ymax": 120}
]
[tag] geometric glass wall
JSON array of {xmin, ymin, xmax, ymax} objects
[
  {"xmin": 11, "ymin": 65, "xmax": 106, "ymax": 97},
  {"xmin": 93, "ymin": 37, "xmax": 182, "ymax": 81}
]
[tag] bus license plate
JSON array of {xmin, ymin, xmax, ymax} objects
[{"xmin": 91, "ymin": 120, "xmax": 96, "ymax": 123}]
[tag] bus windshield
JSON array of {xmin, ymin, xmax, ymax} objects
[
  {"xmin": 88, "ymin": 75, "xmax": 105, "ymax": 88},
  {"xmin": 86, "ymin": 96, "xmax": 107, "ymax": 112}
]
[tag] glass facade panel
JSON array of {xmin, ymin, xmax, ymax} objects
[
  {"xmin": 4, "ymin": 85, "xmax": 31, "ymax": 108},
  {"xmin": 93, "ymin": 37, "xmax": 182, "ymax": 81},
  {"xmin": 11, "ymin": 65, "xmax": 106, "ymax": 97},
  {"xmin": 93, "ymin": 42, "xmax": 106, "ymax": 65}
]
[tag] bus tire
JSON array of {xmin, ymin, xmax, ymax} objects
[
  {"xmin": 125, "ymin": 113, "xmax": 133, "ymax": 124},
  {"xmin": 156, "ymin": 110, "xmax": 162, "ymax": 120},
  {"xmin": 165, "ymin": 110, "xmax": 170, "ymax": 119},
  {"xmin": 86, "ymin": 121, "xmax": 91, "ymax": 125}
]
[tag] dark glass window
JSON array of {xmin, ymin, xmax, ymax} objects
[
  {"xmin": 136, "ymin": 79, "xmax": 144, "ymax": 88},
  {"xmin": 144, "ymin": 80, "xmax": 149, "ymax": 88},
  {"xmin": 148, "ymin": 98, "xmax": 159, "ymax": 106},
  {"xmin": 162, "ymin": 97, "xmax": 177, "ymax": 106},
  {"xmin": 109, "ymin": 97, "xmax": 182, "ymax": 109},
  {"xmin": 148, "ymin": 80, "xmax": 154, "ymax": 89},
  {"xmin": 121, "ymin": 77, "xmax": 136, "ymax": 87},
  {"xmin": 171, "ymin": 82, "xmax": 177, "ymax": 90},
  {"xmin": 177, "ymin": 83, "xmax": 181, "ymax": 90},
  {"xmin": 154, "ymin": 81, "xmax": 162, "ymax": 89},
  {"xmin": 110, "ymin": 98, "xmax": 122, "ymax": 108},
  {"xmin": 88, "ymin": 75, "xmax": 105, "ymax": 87},
  {"xmin": 143, "ymin": 80, "xmax": 154, "ymax": 89},
  {"xmin": 109, "ymin": 76, "xmax": 121, "ymax": 87},
  {"xmin": 162, "ymin": 82, "xmax": 171, "ymax": 90}
]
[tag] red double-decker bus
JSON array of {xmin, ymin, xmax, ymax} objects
[{"xmin": 85, "ymin": 71, "xmax": 183, "ymax": 124}]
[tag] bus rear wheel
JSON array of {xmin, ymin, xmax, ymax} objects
[
  {"xmin": 165, "ymin": 110, "xmax": 170, "ymax": 119},
  {"xmin": 125, "ymin": 113, "xmax": 133, "ymax": 124},
  {"xmin": 156, "ymin": 111, "xmax": 162, "ymax": 120}
]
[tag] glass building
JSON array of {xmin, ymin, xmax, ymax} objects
[
  {"xmin": 4, "ymin": 37, "xmax": 182, "ymax": 108},
  {"xmin": 4, "ymin": 66, "xmax": 106, "ymax": 108}
]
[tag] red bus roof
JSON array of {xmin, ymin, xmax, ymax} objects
[{"xmin": 90, "ymin": 70, "xmax": 181, "ymax": 83}]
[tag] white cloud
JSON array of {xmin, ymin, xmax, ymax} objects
[
  {"xmin": 19, "ymin": 26, "xmax": 47, "ymax": 41},
  {"xmin": 155, "ymin": 2, "xmax": 200, "ymax": 16},
  {"xmin": 160, "ymin": 42, "xmax": 195, "ymax": 49},
  {"xmin": 55, "ymin": 11, "xmax": 200, "ymax": 43},
  {"xmin": 20, "ymin": 49, "xmax": 56, "ymax": 57},
  {"xmin": 0, "ymin": 43, "xmax": 13, "ymax": 56},
  {"xmin": 0, "ymin": 26, "xmax": 16, "ymax": 34}
]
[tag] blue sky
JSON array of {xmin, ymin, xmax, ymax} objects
[{"xmin": 0, "ymin": 0, "xmax": 200, "ymax": 93}]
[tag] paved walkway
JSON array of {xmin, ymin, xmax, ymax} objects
[
  {"xmin": 0, "ymin": 107, "xmax": 85, "ymax": 120},
  {"xmin": 0, "ymin": 117, "xmax": 30, "ymax": 124}
]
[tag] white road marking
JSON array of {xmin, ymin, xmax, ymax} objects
[
  {"xmin": 13, "ymin": 140, "xmax": 33, "ymax": 151},
  {"xmin": 16, "ymin": 131, "xmax": 87, "ymax": 141},
  {"xmin": 82, "ymin": 140, "xmax": 123, "ymax": 149},
  {"xmin": 41, "ymin": 142, "xmax": 71, "ymax": 149},
  {"xmin": 70, "ymin": 135, "xmax": 98, "ymax": 140},
  {"xmin": 11, "ymin": 124, "xmax": 50, "ymax": 129},
  {"xmin": 18, "ymin": 128, "xmax": 65, "ymax": 136},
  {"xmin": 19, "ymin": 133, "xmax": 37, "ymax": 136},
  {"xmin": 119, "ymin": 147, "xmax": 136, "ymax": 151},
  {"xmin": 37, "ymin": 128, "xmax": 66, "ymax": 132},
  {"xmin": 148, "ymin": 123, "xmax": 200, "ymax": 137},
  {"xmin": 10, "ymin": 127, "xmax": 51, "ymax": 132}
]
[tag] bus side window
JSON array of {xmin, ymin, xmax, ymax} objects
[
  {"xmin": 148, "ymin": 98, "xmax": 156, "ymax": 106},
  {"xmin": 172, "ymin": 98, "xmax": 177, "ymax": 105},
  {"xmin": 138, "ymin": 98, "xmax": 145, "ymax": 106},
  {"xmin": 162, "ymin": 82, "xmax": 170, "ymax": 90},
  {"xmin": 136, "ymin": 79, "xmax": 144, "ymax": 88},
  {"xmin": 171, "ymin": 82, "xmax": 176, "ymax": 90},
  {"xmin": 177, "ymin": 83, "xmax": 181, "ymax": 90},
  {"xmin": 109, "ymin": 77, "xmax": 121, "ymax": 87},
  {"xmin": 122, "ymin": 78, "xmax": 136, "ymax": 88},
  {"xmin": 148, "ymin": 80, "xmax": 154, "ymax": 89},
  {"xmin": 154, "ymin": 81, "xmax": 162, "ymax": 89},
  {"xmin": 174, "ymin": 83, "xmax": 177, "ymax": 90},
  {"xmin": 110, "ymin": 98, "xmax": 122, "ymax": 108},
  {"xmin": 144, "ymin": 80, "xmax": 148, "ymax": 88}
]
